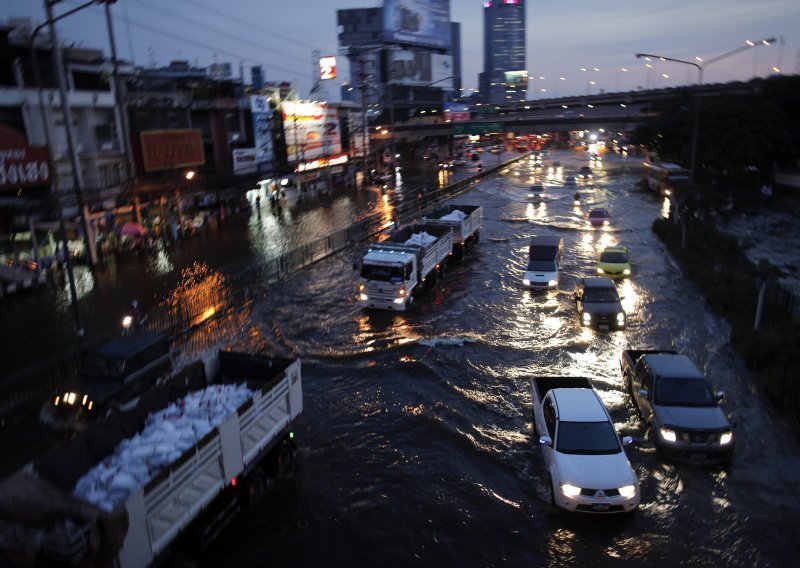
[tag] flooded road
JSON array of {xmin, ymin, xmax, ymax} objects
[{"xmin": 185, "ymin": 150, "xmax": 800, "ymax": 566}]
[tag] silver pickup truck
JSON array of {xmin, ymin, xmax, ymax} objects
[{"xmin": 620, "ymin": 350, "xmax": 734, "ymax": 463}]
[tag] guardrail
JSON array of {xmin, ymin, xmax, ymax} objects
[{"xmin": 0, "ymin": 152, "xmax": 531, "ymax": 424}]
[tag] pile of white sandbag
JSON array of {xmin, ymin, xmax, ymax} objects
[
  {"xmin": 73, "ymin": 383, "xmax": 253, "ymax": 512},
  {"xmin": 404, "ymin": 231, "xmax": 438, "ymax": 247},
  {"xmin": 439, "ymin": 209, "xmax": 467, "ymax": 222}
]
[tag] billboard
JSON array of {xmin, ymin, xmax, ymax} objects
[
  {"xmin": 250, "ymin": 95, "xmax": 274, "ymax": 174},
  {"xmin": 282, "ymin": 102, "xmax": 342, "ymax": 163},
  {"xmin": 504, "ymin": 70, "xmax": 528, "ymax": 88},
  {"xmin": 232, "ymin": 148, "xmax": 257, "ymax": 175},
  {"xmin": 320, "ymin": 56, "xmax": 337, "ymax": 80},
  {"xmin": 139, "ymin": 129, "xmax": 205, "ymax": 173},
  {"xmin": 0, "ymin": 125, "xmax": 50, "ymax": 190},
  {"xmin": 443, "ymin": 102, "xmax": 470, "ymax": 122},
  {"xmin": 388, "ymin": 50, "xmax": 452, "ymax": 87},
  {"xmin": 384, "ymin": 0, "xmax": 451, "ymax": 49}
]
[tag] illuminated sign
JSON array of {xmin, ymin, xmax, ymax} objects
[
  {"xmin": 295, "ymin": 153, "xmax": 349, "ymax": 173},
  {"xmin": 0, "ymin": 126, "xmax": 50, "ymax": 190},
  {"xmin": 139, "ymin": 129, "xmax": 205, "ymax": 173},
  {"xmin": 388, "ymin": 51, "xmax": 453, "ymax": 87},
  {"xmin": 504, "ymin": 70, "xmax": 528, "ymax": 87},
  {"xmin": 320, "ymin": 56, "xmax": 337, "ymax": 80},
  {"xmin": 282, "ymin": 102, "xmax": 342, "ymax": 162}
]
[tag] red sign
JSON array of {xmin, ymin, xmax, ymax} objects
[
  {"xmin": 0, "ymin": 125, "xmax": 51, "ymax": 191},
  {"xmin": 320, "ymin": 56, "xmax": 336, "ymax": 80},
  {"xmin": 140, "ymin": 129, "xmax": 205, "ymax": 172}
]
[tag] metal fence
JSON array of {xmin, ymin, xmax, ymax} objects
[{"xmin": 0, "ymin": 154, "xmax": 528, "ymax": 423}]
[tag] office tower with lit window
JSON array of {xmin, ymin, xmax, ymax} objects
[{"xmin": 479, "ymin": 0, "xmax": 526, "ymax": 105}]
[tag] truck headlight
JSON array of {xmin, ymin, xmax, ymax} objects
[
  {"xmin": 618, "ymin": 484, "xmax": 637, "ymax": 499},
  {"xmin": 523, "ymin": 279, "xmax": 531, "ymax": 286},
  {"xmin": 616, "ymin": 312, "xmax": 625, "ymax": 324},
  {"xmin": 603, "ymin": 220, "xmax": 609, "ymax": 226},
  {"xmin": 393, "ymin": 298, "xmax": 404, "ymax": 304},
  {"xmin": 359, "ymin": 293, "xmax": 368, "ymax": 301},
  {"xmin": 560, "ymin": 483, "xmax": 581, "ymax": 498},
  {"xmin": 660, "ymin": 428, "xmax": 677, "ymax": 443},
  {"xmin": 719, "ymin": 432, "xmax": 733, "ymax": 445},
  {"xmin": 582, "ymin": 312, "xmax": 591, "ymax": 325},
  {"xmin": 548, "ymin": 279, "xmax": 557, "ymax": 287},
  {"xmin": 623, "ymin": 268, "xmax": 631, "ymax": 275}
]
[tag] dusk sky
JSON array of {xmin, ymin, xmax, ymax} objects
[{"xmin": 6, "ymin": 0, "xmax": 799, "ymax": 99}]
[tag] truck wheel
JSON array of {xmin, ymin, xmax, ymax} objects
[
  {"xmin": 242, "ymin": 467, "xmax": 270, "ymax": 507},
  {"xmin": 274, "ymin": 443, "xmax": 295, "ymax": 477}
]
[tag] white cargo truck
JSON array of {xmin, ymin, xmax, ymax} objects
[
  {"xmin": 0, "ymin": 350, "xmax": 302, "ymax": 567},
  {"xmin": 357, "ymin": 224, "xmax": 453, "ymax": 310},
  {"xmin": 421, "ymin": 204, "xmax": 482, "ymax": 253}
]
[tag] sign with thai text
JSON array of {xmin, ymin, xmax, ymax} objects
[
  {"xmin": 140, "ymin": 129, "xmax": 205, "ymax": 172},
  {"xmin": 0, "ymin": 125, "xmax": 51, "ymax": 190}
]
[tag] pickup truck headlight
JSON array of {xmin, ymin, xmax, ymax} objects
[
  {"xmin": 719, "ymin": 432, "xmax": 733, "ymax": 445},
  {"xmin": 523, "ymin": 279, "xmax": 531, "ymax": 286},
  {"xmin": 560, "ymin": 483, "xmax": 581, "ymax": 498},
  {"xmin": 359, "ymin": 293, "xmax": 369, "ymax": 301},
  {"xmin": 616, "ymin": 312, "xmax": 625, "ymax": 324},
  {"xmin": 582, "ymin": 312, "xmax": 591, "ymax": 325},
  {"xmin": 548, "ymin": 279, "xmax": 557, "ymax": 287},
  {"xmin": 659, "ymin": 428, "xmax": 677, "ymax": 443},
  {"xmin": 618, "ymin": 484, "xmax": 637, "ymax": 499}
]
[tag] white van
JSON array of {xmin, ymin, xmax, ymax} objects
[{"xmin": 523, "ymin": 236, "xmax": 564, "ymax": 289}]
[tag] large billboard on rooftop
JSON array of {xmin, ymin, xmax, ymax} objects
[{"xmin": 383, "ymin": 0, "xmax": 451, "ymax": 50}]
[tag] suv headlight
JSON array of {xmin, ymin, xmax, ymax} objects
[
  {"xmin": 719, "ymin": 432, "xmax": 733, "ymax": 445},
  {"xmin": 548, "ymin": 279, "xmax": 557, "ymax": 287},
  {"xmin": 616, "ymin": 312, "xmax": 625, "ymax": 324},
  {"xmin": 660, "ymin": 428, "xmax": 677, "ymax": 443},
  {"xmin": 618, "ymin": 485, "xmax": 637, "ymax": 499},
  {"xmin": 582, "ymin": 312, "xmax": 591, "ymax": 325},
  {"xmin": 523, "ymin": 279, "xmax": 531, "ymax": 286},
  {"xmin": 560, "ymin": 483, "xmax": 581, "ymax": 498}
]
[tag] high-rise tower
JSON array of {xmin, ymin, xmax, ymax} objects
[{"xmin": 479, "ymin": 0, "xmax": 526, "ymax": 105}]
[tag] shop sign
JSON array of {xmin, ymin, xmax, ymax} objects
[
  {"xmin": 233, "ymin": 148, "xmax": 257, "ymax": 175},
  {"xmin": 0, "ymin": 125, "xmax": 51, "ymax": 190},
  {"xmin": 140, "ymin": 129, "xmax": 205, "ymax": 172}
]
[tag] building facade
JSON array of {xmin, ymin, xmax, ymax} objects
[{"xmin": 480, "ymin": 0, "xmax": 526, "ymax": 105}]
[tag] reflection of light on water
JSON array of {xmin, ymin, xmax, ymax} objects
[
  {"xmin": 148, "ymin": 249, "xmax": 174, "ymax": 275},
  {"xmin": 353, "ymin": 312, "xmax": 421, "ymax": 349},
  {"xmin": 191, "ymin": 305, "xmax": 217, "ymax": 326},
  {"xmin": 618, "ymin": 279, "xmax": 639, "ymax": 315},
  {"xmin": 578, "ymin": 230, "xmax": 595, "ymax": 258},
  {"xmin": 598, "ymin": 231, "xmax": 614, "ymax": 249},
  {"xmin": 661, "ymin": 197, "xmax": 672, "ymax": 219},
  {"xmin": 71, "ymin": 267, "xmax": 95, "ymax": 300},
  {"xmin": 542, "ymin": 314, "xmax": 562, "ymax": 332},
  {"xmin": 525, "ymin": 201, "xmax": 547, "ymax": 221},
  {"xmin": 546, "ymin": 528, "xmax": 577, "ymax": 565}
]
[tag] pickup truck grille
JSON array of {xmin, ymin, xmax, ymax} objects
[
  {"xmin": 677, "ymin": 431, "xmax": 716, "ymax": 444},
  {"xmin": 579, "ymin": 488, "xmax": 621, "ymax": 497}
]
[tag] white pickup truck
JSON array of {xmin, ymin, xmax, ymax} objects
[
  {"xmin": 531, "ymin": 377, "xmax": 640, "ymax": 514},
  {"xmin": 357, "ymin": 223, "xmax": 453, "ymax": 310},
  {"xmin": 0, "ymin": 350, "xmax": 302, "ymax": 567}
]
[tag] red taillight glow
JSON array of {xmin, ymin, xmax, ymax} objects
[{"xmin": 231, "ymin": 477, "xmax": 238, "ymax": 487}]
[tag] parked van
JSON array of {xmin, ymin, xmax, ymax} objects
[{"xmin": 523, "ymin": 236, "xmax": 564, "ymax": 289}]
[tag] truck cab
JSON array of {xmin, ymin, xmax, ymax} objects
[
  {"xmin": 50, "ymin": 332, "xmax": 172, "ymax": 426},
  {"xmin": 357, "ymin": 249, "xmax": 417, "ymax": 310},
  {"xmin": 626, "ymin": 352, "xmax": 734, "ymax": 462},
  {"xmin": 532, "ymin": 377, "xmax": 640, "ymax": 514}
]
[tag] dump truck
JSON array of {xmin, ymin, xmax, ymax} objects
[{"xmin": 420, "ymin": 204, "xmax": 482, "ymax": 253}]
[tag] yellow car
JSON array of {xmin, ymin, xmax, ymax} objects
[{"xmin": 597, "ymin": 247, "xmax": 631, "ymax": 278}]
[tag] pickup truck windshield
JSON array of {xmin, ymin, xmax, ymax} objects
[
  {"xmin": 655, "ymin": 378, "xmax": 716, "ymax": 407},
  {"xmin": 361, "ymin": 264, "xmax": 405, "ymax": 282},
  {"xmin": 557, "ymin": 421, "xmax": 621, "ymax": 455},
  {"xmin": 527, "ymin": 260, "xmax": 556, "ymax": 272},
  {"xmin": 583, "ymin": 288, "xmax": 620, "ymax": 302}
]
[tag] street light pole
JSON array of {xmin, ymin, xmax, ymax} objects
[
  {"xmin": 44, "ymin": 0, "xmax": 98, "ymax": 266},
  {"xmin": 636, "ymin": 37, "xmax": 774, "ymax": 184}
]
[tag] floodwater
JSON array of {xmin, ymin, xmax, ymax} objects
[
  {"xmin": 188, "ymin": 150, "xmax": 797, "ymax": 566},
  {"xmin": 4, "ymin": 149, "xmax": 799, "ymax": 566}
]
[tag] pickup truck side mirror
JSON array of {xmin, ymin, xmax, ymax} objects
[
  {"xmin": 621, "ymin": 436, "xmax": 634, "ymax": 447},
  {"xmin": 638, "ymin": 388, "xmax": 649, "ymax": 399},
  {"xmin": 538, "ymin": 435, "xmax": 552, "ymax": 447},
  {"xmin": 715, "ymin": 391, "xmax": 725, "ymax": 402}
]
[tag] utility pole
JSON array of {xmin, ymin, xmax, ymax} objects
[
  {"xmin": 104, "ymin": 1, "xmax": 135, "ymax": 182},
  {"xmin": 44, "ymin": 0, "xmax": 97, "ymax": 266}
]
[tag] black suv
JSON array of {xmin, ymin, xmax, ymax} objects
[
  {"xmin": 51, "ymin": 332, "xmax": 172, "ymax": 426},
  {"xmin": 574, "ymin": 277, "xmax": 626, "ymax": 330}
]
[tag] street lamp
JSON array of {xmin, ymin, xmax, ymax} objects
[{"xmin": 636, "ymin": 37, "xmax": 775, "ymax": 183}]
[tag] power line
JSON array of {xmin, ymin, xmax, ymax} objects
[
  {"xmin": 173, "ymin": 0, "xmax": 324, "ymax": 52},
  {"xmin": 131, "ymin": 0, "xmax": 310, "ymax": 67}
]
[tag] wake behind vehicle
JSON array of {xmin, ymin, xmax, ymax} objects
[
  {"xmin": 620, "ymin": 350, "xmax": 734, "ymax": 463},
  {"xmin": 597, "ymin": 247, "xmax": 632, "ymax": 278},
  {"xmin": 574, "ymin": 277, "xmax": 625, "ymax": 330},
  {"xmin": 531, "ymin": 377, "xmax": 640, "ymax": 514}
]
